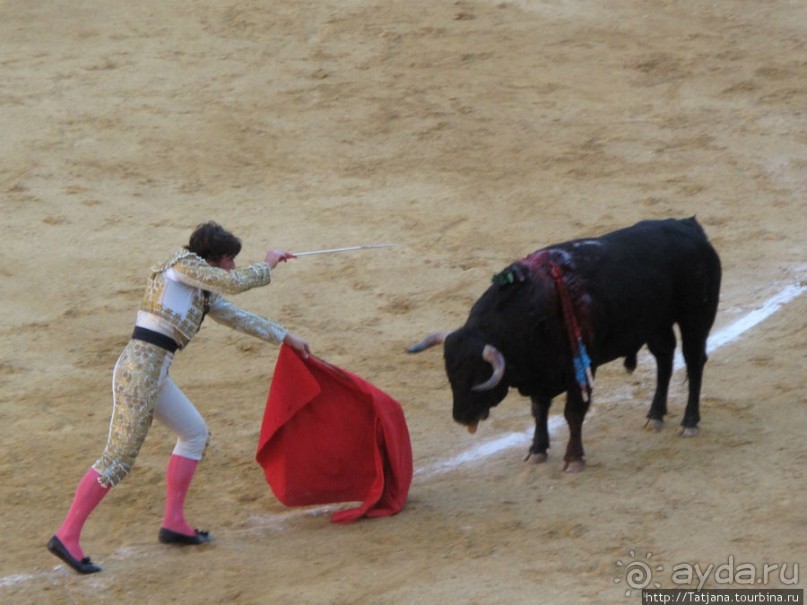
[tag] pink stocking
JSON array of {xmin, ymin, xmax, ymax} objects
[
  {"xmin": 54, "ymin": 468, "xmax": 111, "ymax": 560},
  {"xmin": 161, "ymin": 454, "xmax": 199, "ymax": 535}
]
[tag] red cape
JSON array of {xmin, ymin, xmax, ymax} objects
[{"xmin": 255, "ymin": 345, "xmax": 413, "ymax": 523}]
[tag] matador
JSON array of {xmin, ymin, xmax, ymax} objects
[{"xmin": 47, "ymin": 221, "xmax": 310, "ymax": 574}]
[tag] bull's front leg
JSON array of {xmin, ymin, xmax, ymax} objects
[
  {"xmin": 563, "ymin": 388, "xmax": 590, "ymax": 473},
  {"xmin": 525, "ymin": 395, "xmax": 552, "ymax": 464}
]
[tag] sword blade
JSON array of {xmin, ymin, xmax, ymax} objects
[{"xmin": 291, "ymin": 244, "xmax": 398, "ymax": 257}]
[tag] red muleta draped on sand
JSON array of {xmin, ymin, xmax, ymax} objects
[{"xmin": 256, "ymin": 345, "xmax": 413, "ymax": 523}]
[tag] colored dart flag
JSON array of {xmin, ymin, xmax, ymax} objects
[{"xmin": 256, "ymin": 345, "xmax": 413, "ymax": 523}]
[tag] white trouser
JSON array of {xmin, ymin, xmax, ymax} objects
[{"xmin": 155, "ymin": 376, "xmax": 209, "ymax": 461}]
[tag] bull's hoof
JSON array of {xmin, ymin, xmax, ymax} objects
[
  {"xmin": 679, "ymin": 426, "xmax": 700, "ymax": 437},
  {"xmin": 644, "ymin": 418, "xmax": 664, "ymax": 432},
  {"xmin": 524, "ymin": 451, "xmax": 548, "ymax": 464},
  {"xmin": 563, "ymin": 459, "xmax": 586, "ymax": 473}
]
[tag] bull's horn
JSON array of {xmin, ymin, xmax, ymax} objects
[
  {"xmin": 471, "ymin": 344, "xmax": 506, "ymax": 391},
  {"xmin": 406, "ymin": 332, "xmax": 449, "ymax": 353}
]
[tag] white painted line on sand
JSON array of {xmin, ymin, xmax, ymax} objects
[
  {"xmin": 0, "ymin": 574, "xmax": 36, "ymax": 589},
  {"xmin": 413, "ymin": 418, "xmax": 564, "ymax": 479}
]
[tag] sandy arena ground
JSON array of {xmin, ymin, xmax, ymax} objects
[{"xmin": 1, "ymin": 1, "xmax": 805, "ymax": 603}]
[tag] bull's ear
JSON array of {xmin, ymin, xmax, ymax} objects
[{"xmin": 407, "ymin": 332, "xmax": 449, "ymax": 353}]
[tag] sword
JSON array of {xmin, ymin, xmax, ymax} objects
[{"xmin": 290, "ymin": 244, "xmax": 398, "ymax": 257}]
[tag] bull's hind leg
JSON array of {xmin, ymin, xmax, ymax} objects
[
  {"xmin": 526, "ymin": 395, "xmax": 551, "ymax": 464},
  {"xmin": 679, "ymin": 330, "xmax": 709, "ymax": 437},
  {"xmin": 677, "ymin": 245, "xmax": 720, "ymax": 437},
  {"xmin": 644, "ymin": 328, "xmax": 676, "ymax": 431}
]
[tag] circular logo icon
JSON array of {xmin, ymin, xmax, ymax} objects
[{"xmin": 615, "ymin": 550, "xmax": 663, "ymax": 597}]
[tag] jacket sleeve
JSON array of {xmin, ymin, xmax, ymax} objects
[
  {"xmin": 171, "ymin": 255, "xmax": 272, "ymax": 295},
  {"xmin": 206, "ymin": 295, "xmax": 288, "ymax": 344}
]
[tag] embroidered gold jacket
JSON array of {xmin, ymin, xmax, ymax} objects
[{"xmin": 136, "ymin": 250, "xmax": 288, "ymax": 348}]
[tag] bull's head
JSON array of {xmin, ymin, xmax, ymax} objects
[{"xmin": 407, "ymin": 329, "xmax": 508, "ymax": 434}]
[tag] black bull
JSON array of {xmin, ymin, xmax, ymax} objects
[{"xmin": 408, "ymin": 218, "xmax": 721, "ymax": 471}]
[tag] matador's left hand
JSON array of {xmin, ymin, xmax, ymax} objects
[{"xmin": 283, "ymin": 332, "xmax": 311, "ymax": 359}]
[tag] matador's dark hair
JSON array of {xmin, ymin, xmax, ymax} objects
[{"xmin": 185, "ymin": 221, "xmax": 242, "ymax": 261}]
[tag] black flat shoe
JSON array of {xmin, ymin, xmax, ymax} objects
[
  {"xmin": 158, "ymin": 527, "xmax": 211, "ymax": 545},
  {"xmin": 47, "ymin": 536, "xmax": 101, "ymax": 574}
]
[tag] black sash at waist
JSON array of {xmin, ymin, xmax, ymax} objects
[{"xmin": 131, "ymin": 326, "xmax": 180, "ymax": 353}]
